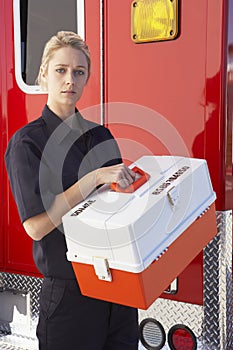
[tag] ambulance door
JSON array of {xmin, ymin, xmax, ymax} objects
[
  {"xmin": 104, "ymin": 0, "xmax": 226, "ymax": 304},
  {"xmin": 4, "ymin": 0, "xmax": 101, "ymax": 275}
]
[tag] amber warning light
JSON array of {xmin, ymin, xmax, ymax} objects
[{"xmin": 131, "ymin": 0, "xmax": 179, "ymax": 43}]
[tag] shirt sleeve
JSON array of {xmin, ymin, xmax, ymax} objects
[
  {"xmin": 5, "ymin": 137, "xmax": 55, "ymax": 223},
  {"xmin": 93, "ymin": 126, "xmax": 122, "ymax": 167}
]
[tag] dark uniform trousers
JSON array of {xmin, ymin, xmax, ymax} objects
[{"xmin": 37, "ymin": 278, "xmax": 139, "ymax": 350}]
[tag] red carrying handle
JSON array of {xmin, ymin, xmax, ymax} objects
[{"xmin": 110, "ymin": 166, "xmax": 150, "ymax": 193}]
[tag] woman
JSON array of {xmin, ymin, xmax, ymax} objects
[{"xmin": 5, "ymin": 31, "xmax": 138, "ymax": 350}]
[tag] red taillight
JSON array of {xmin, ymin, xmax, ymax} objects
[{"xmin": 168, "ymin": 324, "xmax": 197, "ymax": 350}]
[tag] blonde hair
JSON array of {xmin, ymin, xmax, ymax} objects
[{"xmin": 36, "ymin": 31, "xmax": 91, "ymax": 88}]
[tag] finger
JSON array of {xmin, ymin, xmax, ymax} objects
[
  {"xmin": 129, "ymin": 168, "xmax": 136, "ymax": 179},
  {"xmin": 123, "ymin": 167, "xmax": 136, "ymax": 184},
  {"xmin": 117, "ymin": 178, "xmax": 130, "ymax": 189},
  {"xmin": 113, "ymin": 164, "xmax": 135, "ymax": 185}
]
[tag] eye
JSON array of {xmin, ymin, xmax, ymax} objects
[
  {"xmin": 74, "ymin": 69, "xmax": 85, "ymax": 76},
  {"xmin": 56, "ymin": 68, "xmax": 65, "ymax": 73}
]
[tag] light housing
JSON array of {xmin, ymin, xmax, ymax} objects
[
  {"xmin": 139, "ymin": 318, "xmax": 166, "ymax": 350},
  {"xmin": 131, "ymin": 0, "xmax": 179, "ymax": 43},
  {"xmin": 168, "ymin": 324, "xmax": 197, "ymax": 350}
]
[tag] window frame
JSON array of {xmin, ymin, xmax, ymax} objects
[{"xmin": 13, "ymin": 0, "xmax": 85, "ymax": 94}]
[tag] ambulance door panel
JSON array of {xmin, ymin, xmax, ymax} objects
[
  {"xmin": 4, "ymin": 0, "xmax": 101, "ymax": 275},
  {"xmin": 104, "ymin": 0, "xmax": 225, "ymax": 304}
]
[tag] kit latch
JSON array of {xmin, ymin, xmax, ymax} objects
[{"xmin": 93, "ymin": 257, "xmax": 112, "ymax": 282}]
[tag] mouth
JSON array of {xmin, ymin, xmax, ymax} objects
[{"xmin": 62, "ymin": 90, "xmax": 76, "ymax": 94}]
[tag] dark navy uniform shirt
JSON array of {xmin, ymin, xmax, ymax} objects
[{"xmin": 5, "ymin": 105, "xmax": 121, "ymax": 279}]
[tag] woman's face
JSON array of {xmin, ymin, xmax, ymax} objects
[{"xmin": 42, "ymin": 46, "xmax": 89, "ymax": 118}]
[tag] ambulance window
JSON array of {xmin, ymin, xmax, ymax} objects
[{"xmin": 14, "ymin": 0, "xmax": 85, "ymax": 93}]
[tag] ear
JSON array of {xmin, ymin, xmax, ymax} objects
[
  {"xmin": 40, "ymin": 65, "xmax": 48, "ymax": 91},
  {"xmin": 40, "ymin": 65, "xmax": 47, "ymax": 80}
]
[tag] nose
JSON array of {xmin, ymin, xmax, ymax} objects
[{"xmin": 66, "ymin": 71, "xmax": 75, "ymax": 85}]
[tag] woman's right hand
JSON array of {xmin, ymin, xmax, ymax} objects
[{"xmin": 96, "ymin": 163, "xmax": 136, "ymax": 189}]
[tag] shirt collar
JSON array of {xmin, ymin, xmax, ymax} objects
[{"xmin": 41, "ymin": 105, "xmax": 91, "ymax": 144}]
